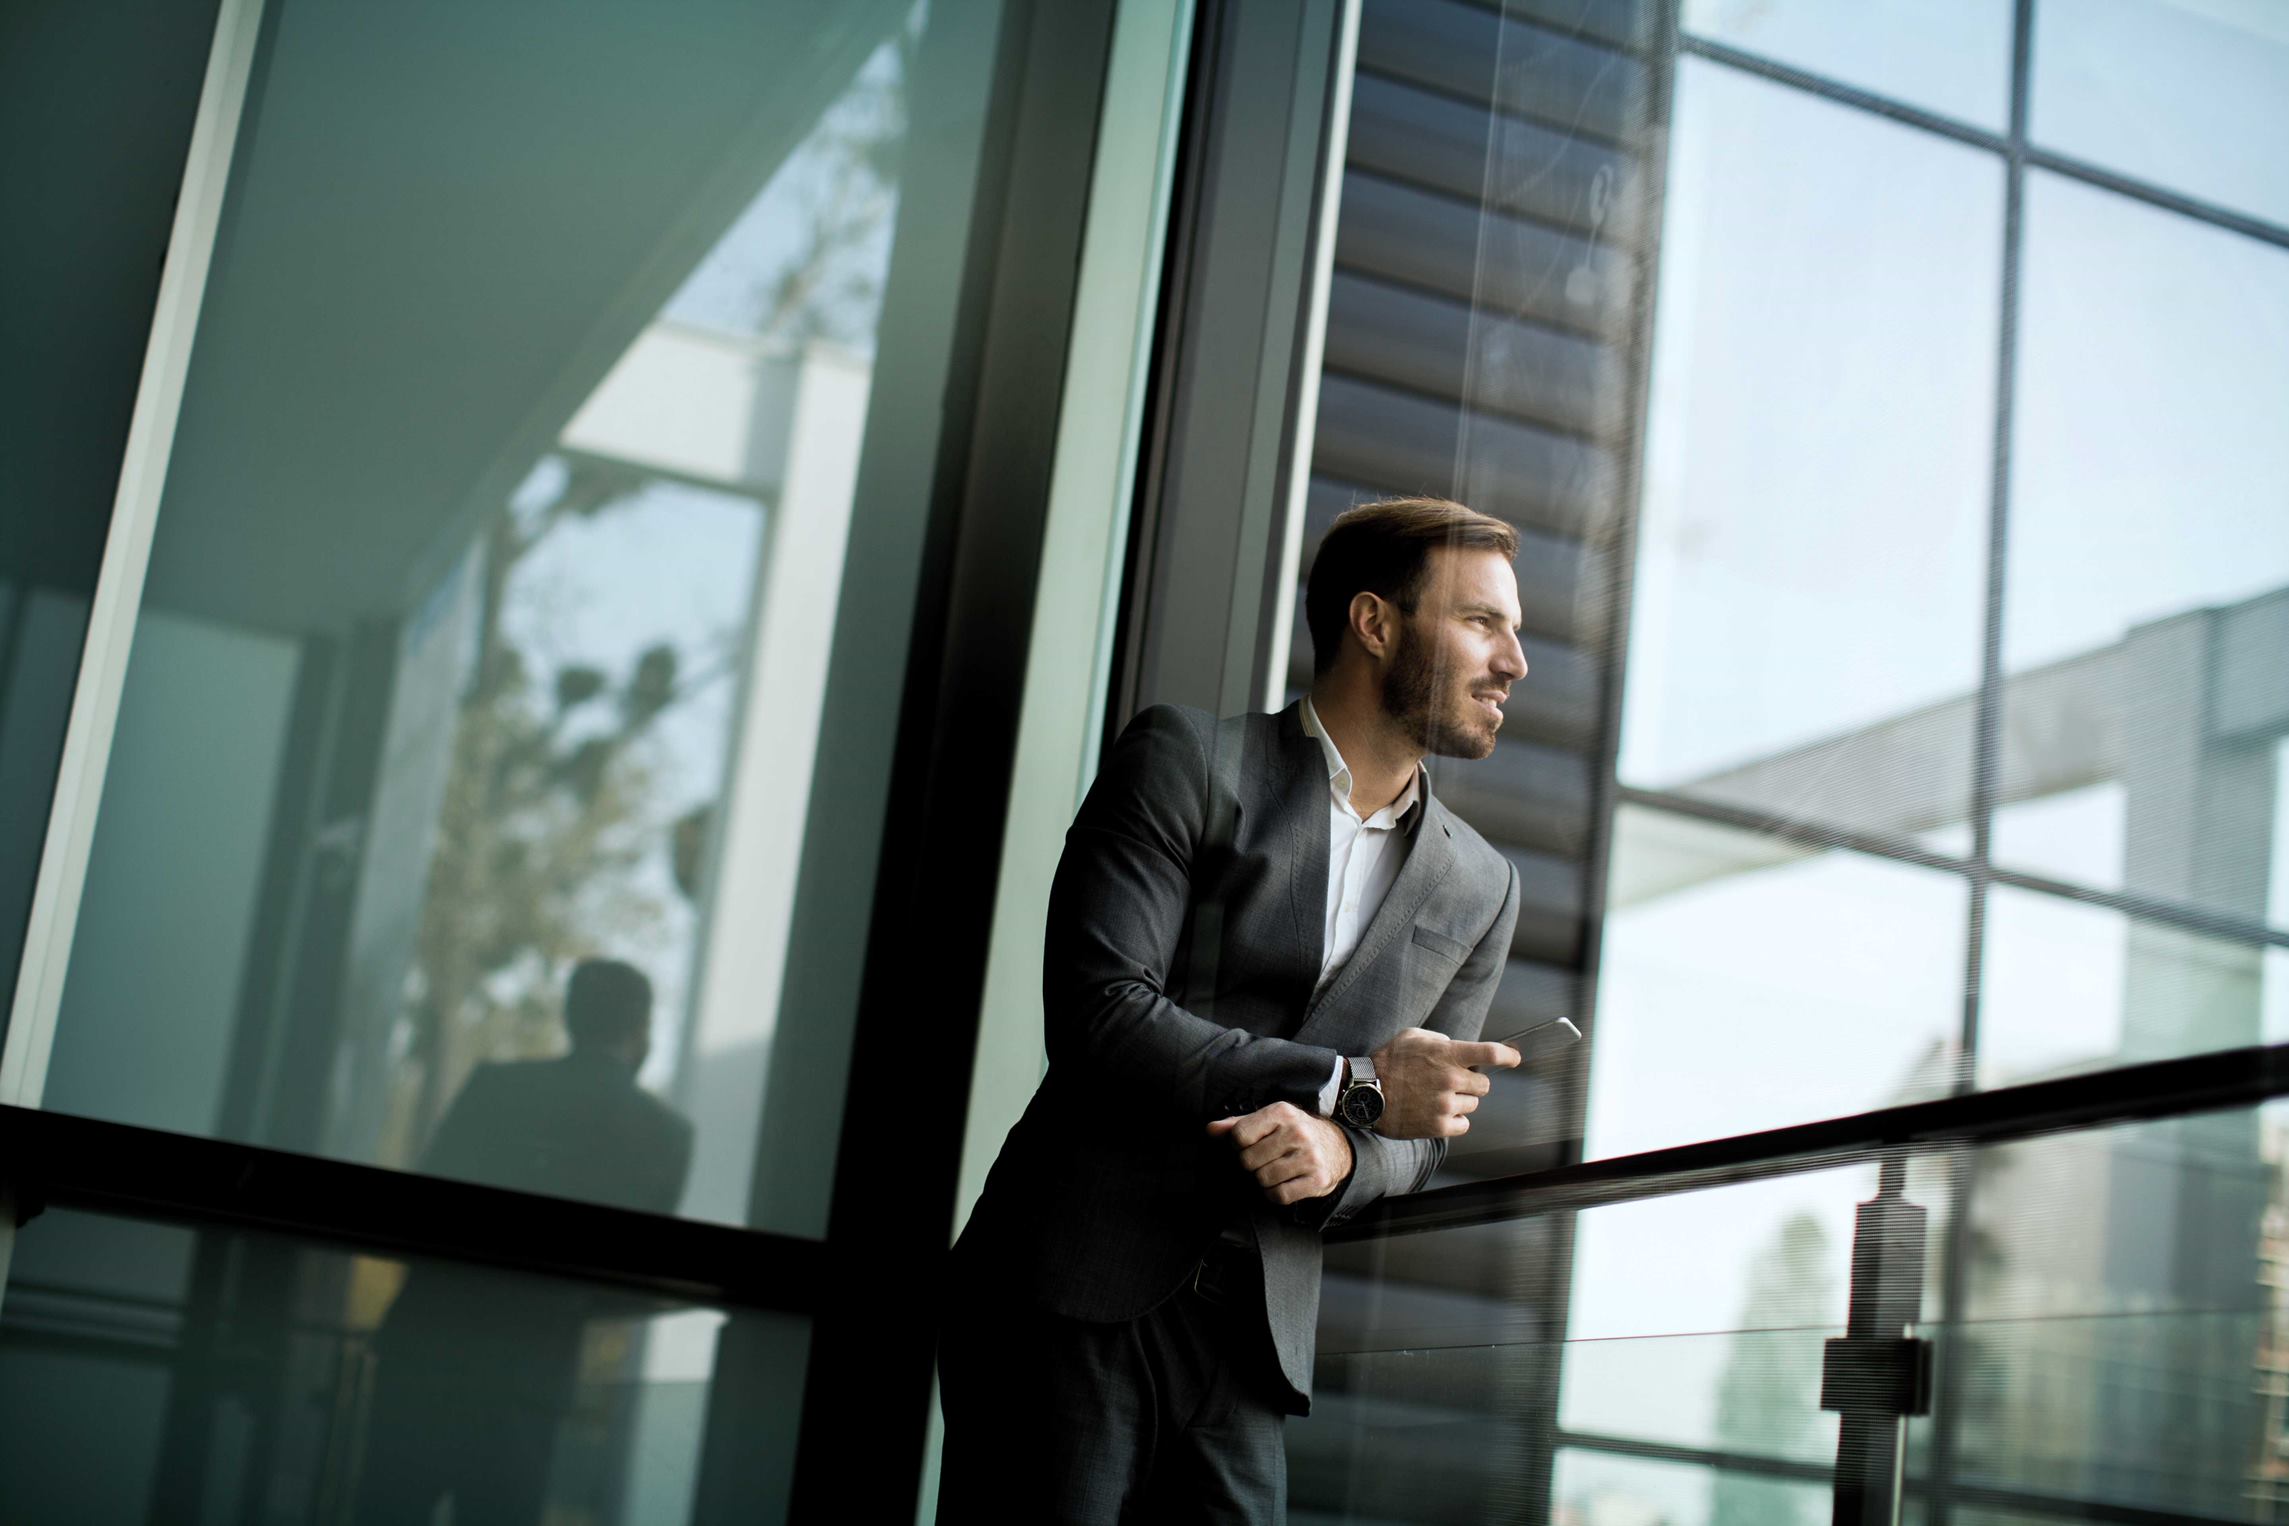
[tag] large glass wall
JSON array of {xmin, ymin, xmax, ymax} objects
[
  {"xmin": 1596, "ymin": 0, "xmax": 2289, "ymax": 1148},
  {"xmin": 1605, "ymin": 2, "xmax": 2289, "ymax": 1156},
  {"xmin": 13, "ymin": 0, "xmax": 963, "ymax": 1237},
  {"xmin": 1270, "ymin": 0, "xmax": 2289, "ymax": 1522},
  {"xmin": 3, "ymin": 0, "xmax": 1130, "ymax": 1518}
]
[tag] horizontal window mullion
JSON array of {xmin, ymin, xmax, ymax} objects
[
  {"xmin": 1616, "ymin": 785, "xmax": 2289, "ymax": 955},
  {"xmin": 1678, "ymin": 33, "xmax": 2289, "ymax": 257},
  {"xmin": 1, "ymin": 1105, "xmax": 825, "ymax": 1314}
]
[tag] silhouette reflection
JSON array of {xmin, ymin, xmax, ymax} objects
[{"xmin": 354, "ymin": 959, "xmax": 694, "ymax": 1525}]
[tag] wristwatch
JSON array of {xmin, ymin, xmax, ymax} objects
[{"xmin": 1337, "ymin": 1056, "xmax": 1385, "ymax": 1129}]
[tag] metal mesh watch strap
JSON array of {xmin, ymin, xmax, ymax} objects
[{"xmin": 1340, "ymin": 1055, "xmax": 1382, "ymax": 1125}]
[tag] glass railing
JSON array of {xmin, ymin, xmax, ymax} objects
[
  {"xmin": 1297, "ymin": 1044, "xmax": 2289, "ymax": 1525},
  {"xmin": 0, "ymin": 1199, "xmax": 806, "ymax": 1524}
]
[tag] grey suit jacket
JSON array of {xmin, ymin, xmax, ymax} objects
[{"xmin": 956, "ymin": 700, "xmax": 1521, "ymax": 1409}]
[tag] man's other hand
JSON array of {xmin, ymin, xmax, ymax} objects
[
  {"xmin": 1207, "ymin": 1103, "xmax": 1355, "ymax": 1205},
  {"xmin": 1370, "ymin": 1027, "xmax": 1518, "ymax": 1139}
]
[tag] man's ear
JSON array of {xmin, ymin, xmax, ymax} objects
[{"xmin": 1348, "ymin": 591, "xmax": 1395, "ymax": 662}]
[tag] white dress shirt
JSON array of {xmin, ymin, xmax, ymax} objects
[{"xmin": 1300, "ymin": 695, "xmax": 1423, "ymax": 1116}]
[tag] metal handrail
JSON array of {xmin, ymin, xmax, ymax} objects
[
  {"xmin": 0, "ymin": 1104, "xmax": 823, "ymax": 1312},
  {"xmin": 1332, "ymin": 1040, "xmax": 2289, "ymax": 1241}
]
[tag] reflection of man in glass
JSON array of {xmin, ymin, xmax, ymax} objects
[
  {"xmin": 940, "ymin": 499, "xmax": 1531, "ymax": 1519},
  {"xmin": 355, "ymin": 958, "xmax": 693, "ymax": 1526}
]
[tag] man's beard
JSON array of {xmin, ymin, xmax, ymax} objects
[{"xmin": 1381, "ymin": 622, "xmax": 1498, "ymax": 759}]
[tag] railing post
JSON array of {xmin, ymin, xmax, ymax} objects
[{"xmin": 1824, "ymin": 1155, "xmax": 1934, "ymax": 1526}]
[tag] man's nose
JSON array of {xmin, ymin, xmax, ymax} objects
[{"xmin": 1496, "ymin": 631, "xmax": 1528, "ymax": 681}]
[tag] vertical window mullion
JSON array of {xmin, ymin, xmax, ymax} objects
[{"xmin": 1928, "ymin": 3, "xmax": 2039, "ymax": 1523}]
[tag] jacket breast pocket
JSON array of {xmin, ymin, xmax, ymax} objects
[{"xmin": 1410, "ymin": 924, "xmax": 1469, "ymax": 964}]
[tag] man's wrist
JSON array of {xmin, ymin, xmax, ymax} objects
[{"xmin": 1300, "ymin": 1111, "xmax": 1357, "ymax": 1207}]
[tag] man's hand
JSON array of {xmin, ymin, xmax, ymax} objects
[
  {"xmin": 1370, "ymin": 1027, "xmax": 1519, "ymax": 1139},
  {"xmin": 1207, "ymin": 1103, "xmax": 1355, "ymax": 1206}
]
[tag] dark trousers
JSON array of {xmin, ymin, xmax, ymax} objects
[{"xmin": 936, "ymin": 1249, "xmax": 1290, "ymax": 1523}]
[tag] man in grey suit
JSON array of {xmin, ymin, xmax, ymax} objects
[{"xmin": 939, "ymin": 497, "xmax": 1531, "ymax": 1521}]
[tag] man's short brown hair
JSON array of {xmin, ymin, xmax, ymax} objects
[{"xmin": 1303, "ymin": 496, "xmax": 1518, "ymax": 673}]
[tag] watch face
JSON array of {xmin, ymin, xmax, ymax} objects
[{"xmin": 1343, "ymin": 1086, "xmax": 1384, "ymax": 1127}]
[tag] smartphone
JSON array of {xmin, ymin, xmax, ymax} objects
[{"xmin": 1488, "ymin": 1015, "xmax": 1580, "ymax": 1064}]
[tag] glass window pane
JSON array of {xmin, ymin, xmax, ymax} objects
[
  {"xmin": 1932, "ymin": 1101, "xmax": 2284, "ymax": 1521},
  {"xmin": 1555, "ymin": 1447, "xmax": 1833, "ymax": 1525},
  {"xmin": 1587, "ymin": 806, "xmax": 1967, "ymax": 1157},
  {"xmin": 2005, "ymin": 173, "xmax": 2289, "ymax": 668},
  {"xmin": 1992, "ymin": 781, "xmax": 2125, "ymax": 895},
  {"xmin": 2000, "ymin": 172, "xmax": 2289, "ymax": 931},
  {"xmin": 1300, "ymin": 1161, "xmax": 1905, "ymax": 1522},
  {"xmin": 2031, "ymin": 0, "xmax": 2289, "ymax": 226},
  {"xmin": 1980, "ymin": 884, "xmax": 2287, "ymax": 1087},
  {"xmin": 0, "ymin": 1208, "xmax": 805, "ymax": 1524},
  {"xmin": 1561, "ymin": 1167, "xmax": 1871, "ymax": 1474},
  {"xmin": 1619, "ymin": 59, "xmax": 2001, "ymax": 843},
  {"xmin": 33, "ymin": 0, "xmax": 986, "ymax": 1234},
  {"xmin": 1683, "ymin": 0, "xmax": 2013, "ymax": 130}
]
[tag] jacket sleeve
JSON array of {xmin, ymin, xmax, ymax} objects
[
  {"xmin": 1042, "ymin": 705, "xmax": 1343, "ymax": 1118},
  {"xmin": 1306, "ymin": 859, "xmax": 1521, "ymax": 1230}
]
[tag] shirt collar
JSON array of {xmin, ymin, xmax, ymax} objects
[{"xmin": 1300, "ymin": 695, "xmax": 1422, "ymax": 827}]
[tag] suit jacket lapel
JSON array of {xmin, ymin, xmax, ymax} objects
[
  {"xmin": 1295, "ymin": 786, "xmax": 1456, "ymax": 1044},
  {"xmin": 1274, "ymin": 703, "xmax": 1328, "ymax": 991}
]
